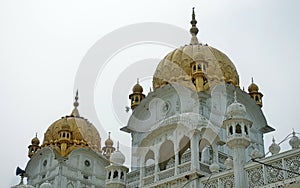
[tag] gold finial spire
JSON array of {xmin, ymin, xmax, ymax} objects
[
  {"xmin": 190, "ymin": 7, "xmax": 199, "ymax": 45},
  {"xmin": 71, "ymin": 90, "xmax": 80, "ymax": 117},
  {"xmin": 74, "ymin": 89, "xmax": 79, "ymax": 107},
  {"xmin": 108, "ymin": 131, "xmax": 111, "ymax": 139},
  {"xmin": 251, "ymin": 77, "xmax": 254, "ymax": 83}
]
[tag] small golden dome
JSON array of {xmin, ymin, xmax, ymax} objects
[
  {"xmin": 31, "ymin": 135, "xmax": 40, "ymax": 145},
  {"xmin": 248, "ymin": 78, "xmax": 259, "ymax": 93},
  {"xmin": 105, "ymin": 132, "xmax": 113, "ymax": 147},
  {"xmin": 132, "ymin": 80, "xmax": 143, "ymax": 93}
]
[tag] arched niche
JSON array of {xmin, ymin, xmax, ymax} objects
[
  {"xmin": 145, "ymin": 149, "xmax": 155, "ymax": 166},
  {"xmin": 159, "ymin": 140, "xmax": 174, "ymax": 171},
  {"xmin": 179, "ymin": 135, "xmax": 191, "ymax": 164}
]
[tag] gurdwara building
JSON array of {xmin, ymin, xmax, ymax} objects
[{"xmin": 12, "ymin": 9, "xmax": 300, "ymax": 188}]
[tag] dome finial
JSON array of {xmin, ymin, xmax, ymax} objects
[
  {"xmin": 190, "ymin": 7, "xmax": 199, "ymax": 45},
  {"xmin": 117, "ymin": 141, "xmax": 120, "ymax": 151},
  {"xmin": 71, "ymin": 90, "xmax": 80, "ymax": 117},
  {"xmin": 74, "ymin": 89, "xmax": 79, "ymax": 108},
  {"xmin": 233, "ymin": 90, "xmax": 237, "ymax": 103}
]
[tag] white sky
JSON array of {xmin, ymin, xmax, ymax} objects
[{"xmin": 1, "ymin": 1, "xmax": 300, "ymax": 187}]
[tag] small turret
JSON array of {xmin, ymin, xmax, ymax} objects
[
  {"xmin": 58, "ymin": 118, "xmax": 72, "ymax": 156},
  {"xmin": 28, "ymin": 133, "xmax": 40, "ymax": 158},
  {"xmin": 129, "ymin": 79, "xmax": 145, "ymax": 110},
  {"xmin": 269, "ymin": 137, "xmax": 280, "ymax": 155},
  {"xmin": 248, "ymin": 78, "xmax": 263, "ymax": 107},
  {"xmin": 105, "ymin": 142, "xmax": 128, "ymax": 188},
  {"xmin": 102, "ymin": 132, "xmax": 116, "ymax": 160},
  {"xmin": 191, "ymin": 56, "xmax": 209, "ymax": 92},
  {"xmin": 223, "ymin": 91, "xmax": 252, "ymax": 188}
]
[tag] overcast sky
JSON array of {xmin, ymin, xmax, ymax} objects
[{"xmin": 1, "ymin": 1, "xmax": 300, "ymax": 187}]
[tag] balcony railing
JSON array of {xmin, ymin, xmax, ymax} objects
[
  {"xmin": 159, "ymin": 168, "xmax": 175, "ymax": 180},
  {"xmin": 178, "ymin": 162, "xmax": 191, "ymax": 174},
  {"xmin": 200, "ymin": 148, "xmax": 300, "ymax": 188}
]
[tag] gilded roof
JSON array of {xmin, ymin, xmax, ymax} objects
[
  {"xmin": 42, "ymin": 116, "xmax": 101, "ymax": 154},
  {"xmin": 41, "ymin": 92, "xmax": 102, "ymax": 157},
  {"xmin": 153, "ymin": 44, "xmax": 239, "ymax": 91},
  {"xmin": 152, "ymin": 8, "xmax": 239, "ymax": 91}
]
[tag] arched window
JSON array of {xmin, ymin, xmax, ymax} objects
[
  {"xmin": 134, "ymin": 96, "xmax": 139, "ymax": 102},
  {"xmin": 244, "ymin": 126, "xmax": 248, "ymax": 135},
  {"xmin": 198, "ymin": 64, "xmax": 202, "ymax": 71},
  {"xmin": 179, "ymin": 136, "xmax": 190, "ymax": 164},
  {"xmin": 193, "ymin": 65, "xmax": 196, "ymax": 71},
  {"xmin": 120, "ymin": 171, "xmax": 124, "ymax": 179},
  {"xmin": 159, "ymin": 140, "xmax": 174, "ymax": 171},
  {"xmin": 236, "ymin": 124, "xmax": 242, "ymax": 134},
  {"xmin": 145, "ymin": 150, "xmax": 155, "ymax": 166},
  {"xmin": 229, "ymin": 126, "xmax": 233, "ymax": 135},
  {"xmin": 113, "ymin": 170, "xmax": 118, "ymax": 179}
]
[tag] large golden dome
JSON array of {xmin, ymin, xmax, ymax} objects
[
  {"xmin": 153, "ymin": 9, "xmax": 239, "ymax": 91},
  {"xmin": 41, "ymin": 92, "xmax": 102, "ymax": 157}
]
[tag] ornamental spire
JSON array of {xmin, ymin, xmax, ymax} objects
[
  {"xmin": 71, "ymin": 90, "xmax": 80, "ymax": 117},
  {"xmin": 233, "ymin": 91, "xmax": 237, "ymax": 103},
  {"xmin": 190, "ymin": 7, "xmax": 199, "ymax": 45},
  {"xmin": 117, "ymin": 141, "xmax": 120, "ymax": 151}
]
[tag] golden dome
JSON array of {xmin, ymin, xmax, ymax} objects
[
  {"xmin": 132, "ymin": 79, "xmax": 143, "ymax": 93},
  {"xmin": 41, "ymin": 91, "xmax": 102, "ymax": 156},
  {"xmin": 31, "ymin": 135, "xmax": 40, "ymax": 146},
  {"xmin": 248, "ymin": 78, "xmax": 259, "ymax": 93},
  {"xmin": 152, "ymin": 8, "xmax": 239, "ymax": 91},
  {"xmin": 153, "ymin": 45, "xmax": 239, "ymax": 90},
  {"xmin": 104, "ymin": 132, "xmax": 113, "ymax": 146}
]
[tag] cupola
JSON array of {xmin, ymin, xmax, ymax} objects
[
  {"xmin": 102, "ymin": 132, "xmax": 116, "ymax": 160},
  {"xmin": 129, "ymin": 79, "xmax": 145, "ymax": 110},
  {"xmin": 248, "ymin": 78, "xmax": 263, "ymax": 107},
  {"xmin": 41, "ymin": 91, "xmax": 102, "ymax": 157},
  {"xmin": 28, "ymin": 133, "xmax": 40, "ymax": 158}
]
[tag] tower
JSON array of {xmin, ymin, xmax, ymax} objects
[
  {"xmin": 129, "ymin": 79, "xmax": 145, "ymax": 110},
  {"xmin": 58, "ymin": 118, "xmax": 72, "ymax": 157},
  {"xmin": 105, "ymin": 142, "xmax": 128, "ymax": 188},
  {"xmin": 248, "ymin": 78, "xmax": 263, "ymax": 107},
  {"xmin": 191, "ymin": 58, "xmax": 209, "ymax": 92},
  {"xmin": 28, "ymin": 134, "xmax": 40, "ymax": 158},
  {"xmin": 102, "ymin": 132, "xmax": 116, "ymax": 160},
  {"xmin": 223, "ymin": 91, "xmax": 252, "ymax": 188},
  {"xmin": 190, "ymin": 8, "xmax": 209, "ymax": 92}
]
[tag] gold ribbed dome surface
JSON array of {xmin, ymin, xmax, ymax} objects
[
  {"xmin": 248, "ymin": 82, "xmax": 259, "ymax": 93},
  {"xmin": 132, "ymin": 82, "xmax": 143, "ymax": 93},
  {"xmin": 153, "ymin": 44, "xmax": 239, "ymax": 90},
  {"xmin": 41, "ymin": 91, "xmax": 102, "ymax": 156},
  {"xmin": 31, "ymin": 136, "xmax": 40, "ymax": 145},
  {"xmin": 153, "ymin": 8, "xmax": 239, "ymax": 91},
  {"xmin": 42, "ymin": 116, "xmax": 101, "ymax": 154}
]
